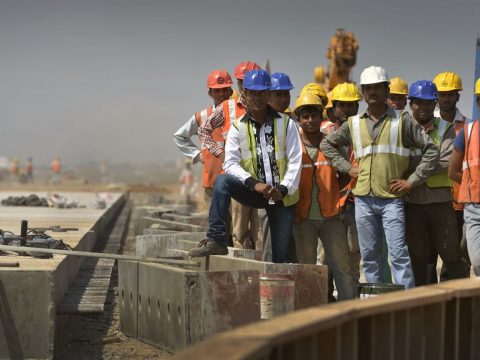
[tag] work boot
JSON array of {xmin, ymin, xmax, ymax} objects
[{"xmin": 188, "ymin": 238, "xmax": 228, "ymax": 257}]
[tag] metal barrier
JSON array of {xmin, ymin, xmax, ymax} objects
[{"xmin": 172, "ymin": 278, "xmax": 480, "ymax": 360}]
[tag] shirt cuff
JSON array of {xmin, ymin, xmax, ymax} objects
[
  {"xmin": 407, "ymin": 173, "xmax": 422, "ymax": 188},
  {"xmin": 245, "ymin": 177, "xmax": 259, "ymax": 191}
]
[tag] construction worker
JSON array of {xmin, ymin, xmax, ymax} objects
[
  {"xmin": 293, "ymin": 93, "xmax": 356, "ymax": 300},
  {"xmin": 9, "ymin": 158, "xmax": 19, "ymax": 182},
  {"xmin": 320, "ymin": 83, "xmax": 362, "ymax": 282},
  {"xmin": 433, "ymin": 71, "xmax": 470, "ymax": 280},
  {"xmin": 173, "ymin": 69, "xmax": 233, "ymax": 205},
  {"xmin": 189, "ymin": 70, "xmax": 302, "ymax": 263},
  {"xmin": 50, "ymin": 157, "xmax": 62, "ymax": 184},
  {"xmin": 25, "ymin": 157, "xmax": 33, "ymax": 182},
  {"xmin": 269, "ymin": 72, "xmax": 293, "ymax": 113},
  {"xmin": 449, "ymin": 78, "xmax": 480, "ymax": 276},
  {"xmin": 405, "ymin": 80, "xmax": 467, "ymax": 285},
  {"xmin": 321, "ymin": 66, "xmax": 440, "ymax": 288},
  {"xmin": 198, "ymin": 61, "xmax": 261, "ymax": 250},
  {"xmin": 387, "ymin": 77, "xmax": 408, "ymax": 110}
]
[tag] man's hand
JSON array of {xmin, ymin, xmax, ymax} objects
[
  {"xmin": 219, "ymin": 152, "xmax": 225, "ymax": 162},
  {"xmin": 268, "ymin": 187, "xmax": 284, "ymax": 202},
  {"xmin": 254, "ymin": 183, "xmax": 273, "ymax": 198},
  {"xmin": 348, "ymin": 165, "xmax": 359, "ymax": 179},
  {"xmin": 389, "ymin": 179, "xmax": 412, "ymax": 194}
]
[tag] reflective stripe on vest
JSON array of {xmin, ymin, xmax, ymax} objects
[
  {"xmin": 349, "ymin": 110, "xmax": 409, "ymax": 198},
  {"xmin": 234, "ymin": 115, "xmax": 299, "ymax": 207},
  {"xmin": 459, "ymin": 121, "xmax": 480, "ymax": 203}
]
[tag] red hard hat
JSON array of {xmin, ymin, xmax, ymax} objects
[
  {"xmin": 234, "ymin": 61, "xmax": 261, "ymax": 80},
  {"xmin": 207, "ymin": 69, "xmax": 233, "ymax": 89}
]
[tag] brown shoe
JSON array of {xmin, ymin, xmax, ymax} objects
[{"xmin": 188, "ymin": 238, "xmax": 228, "ymax": 257}]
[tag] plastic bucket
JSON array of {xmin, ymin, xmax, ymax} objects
[
  {"xmin": 259, "ymin": 274, "xmax": 295, "ymax": 320},
  {"xmin": 357, "ymin": 282, "xmax": 405, "ymax": 299}
]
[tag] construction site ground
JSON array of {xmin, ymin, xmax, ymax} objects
[{"xmin": 54, "ymin": 190, "xmax": 174, "ymax": 359}]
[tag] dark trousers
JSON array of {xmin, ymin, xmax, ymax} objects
[
  {"xmin": 405, "ymin": 202, "xmax": 467, "ymax": 286},
  {"xmin": 207, "ymin": 174, "xmax": 295, "ymax": 263}
]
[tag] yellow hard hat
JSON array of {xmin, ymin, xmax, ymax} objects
[
  {"xmin": 300, "ymin": 83, "xmax": 327, "ymax": 100},
  {"xmin": 230, "ymin": 89, "xmax": 239, "ymax": 100},
  {"xmin": 475, "ymin": 78, "xmax": 480, "ymax": 96},
  {"xmin": 331, "ymin": 83, "xmax": 361, "ymax": 102},
  {"xmin": 294, "ymin": 93, "xmax": 324, "ymax": 116},
  {"xmin": 433, "ymin": 72, "xmax": 463, "ymax": 92},
  {"xmin": 389, "ymin": 77, "xmax": 408, "ymax": 95}
]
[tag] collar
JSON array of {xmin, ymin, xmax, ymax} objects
[
  {"xmin": 361, "ymin": 106, "xmax": 396, "ymax": 121},
  {"xmin": 434, "ymin": 107, "xmax": 465, "ymax": 123},
  {"xmin": 419, "ymin": 118, "xmax": 435, "ymax": 133},
  {"xmin": 241, "ymin": 106, "xmax": 281, "ymax": 123}
]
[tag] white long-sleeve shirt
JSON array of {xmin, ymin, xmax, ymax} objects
[
  {"xmin": 223, "ymin": 112, "xmax": 302, "ymax": 195},
  {"xmin": 173, "ymin": 114, "xmax": 202, "ymax": 164}
]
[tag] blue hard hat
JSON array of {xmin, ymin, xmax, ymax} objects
[
  {"xmin": 270, "ymin": 72, "xmax": 294, "ymax": 91},
  {"xmin": 408, "ymin": 80, "xmax": 438, "ymax": 100},
  {"xmin": 243, "ymin": 69, "xmax": 271, "ymax": 91}
]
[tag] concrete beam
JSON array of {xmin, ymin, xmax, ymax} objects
[{"xmin": 118, "ymin": 260, "xmax": 260, "ymax": 352}]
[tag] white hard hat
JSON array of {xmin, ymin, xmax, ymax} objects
[{"xmin": 360, "ymin": 66, "xmax": 389, "ymax": 85}]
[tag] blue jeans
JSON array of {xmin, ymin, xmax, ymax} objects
[
  {"xmin": 355, "ymin": 196, "xmax": 415, "ymax": 288},
  {"xmin": 207, "ymin": 174, "xmax": 295, "ymax": 263}
]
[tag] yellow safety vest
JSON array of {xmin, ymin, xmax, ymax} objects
[
  {"xmin": 233, "ymin": 114, "xmax": 299, "ymax": 207},
  {"xmin": 349, "ymin": 110, "xmax": 410, "ymax": 198}
]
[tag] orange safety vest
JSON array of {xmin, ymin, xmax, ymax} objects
[
  {"xmin": 295, "ymin": 141, "xmax": 341, "ymax": 222},
  {"xmin": 51, "ymin": 160, "xmax": 61, "ymax": 174},
  {"xmin": 320, "ymin": 120, "xmax": 357, "ymax": 207},
  {"xmin": 453, "ymin": 118, "xmax": 466, "ymax": 210},
  {"xmin": 459, "ymin": 120, "xmax": 480, "ymax": 203}
]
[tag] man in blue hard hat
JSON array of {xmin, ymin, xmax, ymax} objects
[
  {"xmin": 404, "ymin": 80, "xmax": 467, "ymax": 285},
  {"xmin": 188, "ymin": 69, "xmax": 302, "ymax": 263},
  {"xmin": 269, "ymin": 72, "xmax": 293, "ymax": 114}
]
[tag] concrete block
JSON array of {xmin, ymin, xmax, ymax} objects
[
  {"xmin": 0, "ymin": 270, "xmax": 54, "ymax": 360},
  {"xmin": 119, "ymin": 260, "xmax": 138, "ymax": 338},
  {"xmin": 134, "ymin": 263, "xmax": 259, "ymax": 352},
  {"xmin": 135, "ymin": 233, "xmax": 206, "ymax": 257},
  {"xmin": 143, "ymin": 229, "xmax": 184, "ymax": 235}
]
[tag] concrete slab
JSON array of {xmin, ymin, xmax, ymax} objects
[
  {"xmin": 0, "ymin": 190, "xmax": 125, "ymax": 359},
  {"xmin": 119, "ymin": 260, "xmax": 138, "ymax": 339},
  {"xmin": 121, "ymin": 262, "xmax": 259, "ymax": 352}
]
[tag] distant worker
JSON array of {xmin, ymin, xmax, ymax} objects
[
  {"xmin": 449, "ymin": 78, "xmax": 480, "ymax": 276},
  {"xmin": 173, "ymin": 69, "xmax": 233, "ymax": 205},
  {"xmin": 9, "ymin": 158, "xmax": 20, "ymax": 182},
  {"xmin": 387, "ymin": 77, "xmax": 408, "ymax": 110},
  {"xmin": 50, "ymin": 157, "xmax": 62, "ymax": 184},
  {"xmin": 199, "ymin": 61, "xmax": 262, "ymax": 250},
  {"xmin": 25, "ymin": 157, "xmax": 33, "ymax": 182},
  {"xmin": 405, "ymin": 80, "xmax": 467, "ymax": 285},
  {"xmin": 293, "ymin": 93, "xmax": 357, "ymax": 300},
  {"xmin": 179, "ymin": 160, "xmax": 195, "ymax": 204},
  {"xmin": 189, "ymin": 70, "xmax": 302, "ymax": 262},
  {"xmin": 433, "ymin": 71, "xmax": 470, "ymax": 280},
  {"xmin": 321, "ymin": 66, "xmax": 440, "ymax": 288}
]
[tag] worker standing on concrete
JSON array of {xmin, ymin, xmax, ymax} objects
[
  {"xmin": 9, "ymin": 158, "xmax": 20, "ymax": 182},
  {"xmin": 433, "ymin": 71, "xmax": 470, "ymax": 279},
  {"xmin": 387, "ymin": 77, "xmax": 408, "ymax": 110},
  {"xmin": 50, "ymin": 157, "xmax": 62, "ymax": 184},
  {"xmin": 449, "ymin": 78, "xmax": 480, "ymax": 276},
  {"xmin": 405, "ymin": 80, "xmax": 467, "ymax": 285},
  {"xmin": 25, "ymin": 157, "xmax": 33, "ymax": 182},
  {"xmin": 199, "ymin": 61, "xmax": 261, "ymax": 251},
  {"xmin": 173, "ymin": 69, "xmax": 233, "ymax": 205},
  {"xmin": 321, "ymin": 66, "xmax": 440, "ymax": 288},
  {"xmin": 319, "ymin": 83, "xmax": 361, "ymax": 282},
  {"xmin": 189, "ymin": 70, "xmax": 302, "ymax": 263},
  {"xmin": 293, "ymin": 93, "xmax": 356, "ymax": 300}
]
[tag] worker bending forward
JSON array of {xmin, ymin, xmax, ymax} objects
[{"xmin": 293, "ymin": 93, "xmax": 357, "ymax": 300}]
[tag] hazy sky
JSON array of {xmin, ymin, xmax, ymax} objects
[{"xmin": 1, "ymin": 0, "xmax": 479, "ymax": 166}]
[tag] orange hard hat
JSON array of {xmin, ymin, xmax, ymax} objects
[
  {"xmin": 234, "ymin": 61, "xmax": 261, "ymax": 80},
  {"xmin": 207, "ymin": 69, "xmax": 233, "ymax": 89}
]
